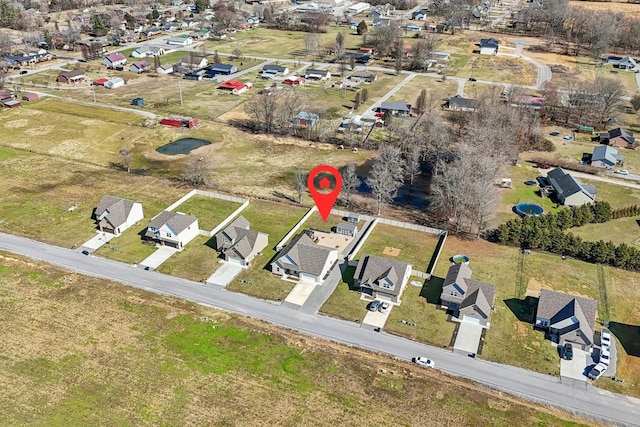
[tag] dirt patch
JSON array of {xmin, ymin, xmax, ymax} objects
[
  {"xmin": 512, "ymin": 320, "xmax": 529, "ymax": 339},
  {"xmin": 569, "ymin": 0, "xmax": 640, "ymax": 18},
  {"xmin": 24, "ymin": 125, "xmax": 54, "ymax": 136},
  {"xmin": 4, "ymin": 119, "xmax": 29, "ymax": 129},
  {"xmin": 527, "ymin": 278, "xmax": 549, "ymax": 293}
]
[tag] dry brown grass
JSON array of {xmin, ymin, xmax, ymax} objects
[{"xmin": 569, "ymin": 0, "xmax": 640, "ymax": 18}]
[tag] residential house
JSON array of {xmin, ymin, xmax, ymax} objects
[
  {"xmin": 104, "ymin": 77, "xmax": 125, "ymax": 89},
  {"xmin": 191, "ymin": 29, "xmax": 211, "ymax": 40},
  {"xmin": 94, "ymin": 195, "xmax": 144, "ymax": 236},
  {"xmin": 479, "ymin": 38, "xmax": 499, "ymax": 55},
  {"xmin": 215, "ymin": 216, "xmax": 268, "ymax": 266},
  {"xmin": 535, "ymin": 289, "xmax": 597, "ymax": 351},
  {"xmin": 142, "ymin": 27, "xmax": 162, "ymax": 38},
  {"xmin": 412, "ymin": 9, "xmax": 428, "ymax": 20},
  {"xmin": 432, "ymin": 52, "xmax": 451, "ymax": 61},
  {"xmin": 167, "ymin": 35, "xmax": 193, "ymax": 46},
  {"xmin": 144, "ymin": 211, "xmax": 199, "ymax": 249},
  {"xmin": 372, "ymin": 17, "xmax": 391, "ymax": 26},
  {"xmin": 600, "ymin": 127, "xmax": 636, "ymax": 149},
  {"xmin": 406, "ymin": 24, "xmax": 422, "ymax": 32},
  {"xmin": 305, "ymin": 68, "xmax": 331, "ymax": 80},
  {"xmin": 338, "ymin": 115, "xmax": 364, "ymax": 132},
  {"xmin": 56, "ymin": 69, "xmax": 86, "ymax": 84},
  {"xmin": 591, "ymin": 145, "xmax": 624, "ymax": 169},
  {"xmin": 348, "ymin": 2, "xmax": 371, "ymax": 15},
  {"xmin": 262, "ymin": 64, "xmax": 289, "ymax": 78},
  {"xmin": 444, "ymin": 94, "xmax": 478, "ymax": 112},
  {"xmin": 547, "ymin": 167, "xmax": 596, "ymax": 206},
  {"xmin": 608, "ymin": 56, "xmax": 637, "ymax": 71},
  {"xmin": 271, "ymin": 232, "xmax": 339, "ymax": 284},
  {"xmin": 209, "ymin": 63, "xmax": 238, "ymax": 75},
  {"xmin": 379, "ymin": 101, "xmax": 412, "ymax": 116},
  {"xmin": 439, "ymin": 263, "xmax": 496, "ymax": 326},
  {"xmin": 509, "ymin": 95, "xmax": 545, "ymax": 109},
  {"xmin": 348, "ymin": 70, "xmax": 378, "ymax": 83},
  {"xmin": 180, "ymin": 55, "xmax": 208, "ymax": 69},
  {"xmin": 336, "ymin": 222, "xmax": 358, "ymax": 237},
  {"xmin": 218, "ymin": 79, "xmax": 252, "ymax": 95},
  {"xmin": 344, "ymin": 52, "xmax": 371, "ymax": 64},
  {"xmin": 157, "ymin": 64, "xmax": 174, "ymax": 74},
  {"xmin": 131, "ymin": 44, "xmax": 166, "ymax": 58},
  {"xmin": 102, "ymin": 52, "xmax": 127, "ymax": 68},
  {"xmin": 472, "ymin": 1, "xmax": 491, "ymax": 19},
  {"xmin": 130, "ymin": 60, "xmax": 150, "ymax": 73},
  {"xmin": 354, "ymin": 254, "xmax": 412, "ymax": 303},
  {"xmin": 292, "ymin": 111, "xmax": 318, "ymax": 127}
]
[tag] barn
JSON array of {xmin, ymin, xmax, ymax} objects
[
  {"xmin": 161, "ymin": 116, "xmax": 199, "ymax": 129},
  {"xmin": 21, "ymin": 93, "xmax": 39, "ymax": 102}
]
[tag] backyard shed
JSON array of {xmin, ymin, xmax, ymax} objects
[
  {"xmin": 104, "ymin": 77, "xmax": 125, "ymax": 89},
  {"xmin": 336, "ymin": 222, "xmax": 358, "ymax": 237},
  {"xmin": 131, "ymin": 97, "xmax": 144, "ymax": 106},
  {"xmin": 21, "ymin": 93, "xmax": 38, "ymax": 102},
  {"xmin": 161, "ymin": 116, "xmax": 199, "ymax": 128}
]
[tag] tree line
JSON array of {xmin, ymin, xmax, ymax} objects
[{"xmin": 492, "ymin": 201, "xmax": 640, "ymax": 271}]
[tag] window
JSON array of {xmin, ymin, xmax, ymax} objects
[
  {"xmin": 450, "ymin": 291, "xmax": 457, "ymax": 296},
  {"xmin": 166, "ymin": 233, "xmax": 172, "ymax": 238}
]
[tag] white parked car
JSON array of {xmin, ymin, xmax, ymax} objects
[
  {"xmin": 413, "ymin": 356, "xmax": 435, "ymax": 368},
  {"xmin": 378, "ymin": 302, "xmax": 390, "ymax": 314},
  {"xmin": 601, "ymin": 330, "xmax": 612, "ymax": 347},
  {"xmin": 615, "ymin": 169, "xmax": 629, "ymax": 175},
  {"xmin": 587, "ymin": 362, "xmax": 608, "ymax": 380}
]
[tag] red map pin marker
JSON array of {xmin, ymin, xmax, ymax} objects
[{"xmin": 308, "ymin": 165, "xmax": 342, "ymax": 222}]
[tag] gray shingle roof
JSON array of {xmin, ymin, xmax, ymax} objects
[
  {"xmin": 537, "ymin": 289, "xmax": 597, "ymax": 344},
  {"xmin": 459, "ymin": 279, "xmax": 495, "ymax": 320},
  {"xmin": 381, "ymin": 101, "xmax": 411, "ymax": 112},
  {"xmin": 547, "ymin": 167, "xmax": 595, "ymax": 200},
  {"xmin": 95, "ymin": 195, "xmax": 137, "ymax": 229},
  {"xmin": 442, "ymin": 263, "xmax": 473, "ymax": 299},
  {"xmin": 216, "ymin": 215, "xmax": 265, "ymax": 260},
  {"xmin": 354, "ymin": 254, "xmax": 411, "ymax": 297},
  {"xmin": 147, "ymin": 211, "xmax": 197, "ymax": 235},
  {"xmin": 480, "ymin": 38, "xmax": 499, "ymax": 48},
  {"xmin": 607, "ymin": 127, "xmax": 635, "ymax": 144},
  {"xmin": 275, "ymin": 232, "xmax": 335, "ymax": 276},
  {"xmin": 263, "ymin": 64, "xmax": 287, "ymax": 72},
  {"xmin": 447, "ymin": 94, "xmax": 477, "ymax": 110},
  {"xmin": 592, "ymin": 145, "xmax": 621, "ymax": 166}
]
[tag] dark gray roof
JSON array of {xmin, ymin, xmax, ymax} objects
[
  {"xmin": 592, "ymin": 145, "xmax": 622, "ymax": 166},
  {"xmin": 305, "ymin": 68, "xmax": 329, "ymax": 76},
  {"xmin": 337, "ymin": 223, "xmax": 357, "ymax": 232},
  {"xmin": 459, "ymin": 279, "xmax": 495, "ymax": 320},
  {"xmin": 480, "ymin": 38, "xmax": 499, "ymax": 48},
  {"xmin": 147, "ymin": 211, "xmax": 198, "ymax": 235},
  {"xmin": 537, "ymin": 289, "xmax": 597, "ymax": 343},
  {"xmin": 447, "ymin": 94, "xmax": 477, "ymax": 110},
  {"xmin": 275, "ymin": 232, "xmax": 335, "ymax": 276},
  {"xmin": 95, "ymin": 195, "xmax": 137, "ymax": 229},
  {"xmin": 547, "ymin": 167, "xmax": 595, "ymax": 200},
  {"xmin": 354, "ymin": 254, "xmax": 411, "ymax": 297},
  {"xmin": 607, "ymin": 127, "xmax": 635, "ymax": 144},
  {"xmin": 216, "ymin": 215, "xmax": 266, "ymax": 260},
  {"xmin": 263, "ymin": 64, "xmax": 287, "ymax": 72},
  {"xmin": 381, "ymin": 101, "xmax": 411, "ymax": 112},
  {"xmin": 348, "ymin": 70, "xmax": 377, "ymax": 80}
]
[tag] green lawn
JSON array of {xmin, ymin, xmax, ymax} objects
[
  {"xmin": 0, "ymin": 146, "xmax": 24, "ymax": 161},
  {"xmin": 320, "ymin": 266, "xmax": 369, "ymax": 322},
  {"xmin": 173, "ymin": 195, "xmax": 242, "ymax": 231},
  {"xmin": 571, "ymin": 217, "xmax": 640, "ymax": 246},
  {"xmin": 156, "ymin": 235, "xmax": 219, "ymax": 281},
  {"xmin": 357, "ymin": 223, "xmax": 440, "ymax": 271},
  {"xmin": 227, "ymin": 199, "xmax": 307, "ymax": 301},
  {"xmin": 93, "ymin": 225, "xmax": 157, "ymax": 264}
]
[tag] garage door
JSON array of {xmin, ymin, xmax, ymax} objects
[
  {"xmin": 462, "ymin": 315, "xmax": 482, "ymax": 325},
  {"xmin": 229, "ymin": 257, "xmax": 243, "ymax": 266}
]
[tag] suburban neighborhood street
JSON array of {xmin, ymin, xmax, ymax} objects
[{"xmin": 1, "ymin": 232, "xmax": 639, "ymax": 426}]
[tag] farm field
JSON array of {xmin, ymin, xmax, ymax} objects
[
  {"xmin": 387, "ymin": 76, "xmax": 458, "ymax": 106},
  {"xmin": 0, "ymin": 252, "xmax": 596, "ymax": 426}
]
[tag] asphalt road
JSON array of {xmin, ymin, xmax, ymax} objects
[{"xmin": 1, "ymin": 232, "xmax": 639, "ymax": 426}]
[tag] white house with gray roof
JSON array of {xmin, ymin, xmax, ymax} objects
[
  {"xmin": 144, "ymin": 211, "xmax": 199, "ymax": 249},
  {"xmin": 591, "ymin": 145, "xmax": 623, "ymax": 170},
  {"xmin": 535, "ymin": 289, "xmax": 597, "ymax": 351},
  {"xmin": 94, "ymin": 195, "xmax": 143, "ymax": 236},
  {"xmin": 354, "ymin": 254, "xmax": 412, "ymax": 303},
  {"xmin": 440, "ymin": 263, "xmax": 496, "ymax": 326},
  {"xmin": 271, "ymin": 232, "xmax": 338, "ymax": 284},
  {"xmin": 547, "ymin": 167, "xmax": 596, "ymax": 207},
  {"xmin": 215, "ymin": 216, "xmax": 268, "ymax": 266}
]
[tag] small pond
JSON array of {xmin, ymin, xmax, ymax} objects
[{"xmin": 156, "ymin": 138, "xmax": 211, "ymax": 155}]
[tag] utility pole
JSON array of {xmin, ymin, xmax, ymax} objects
[
  {"xmin": 178, "ymin": 78, "xmax": 183, "ymax": 107},
  {"xmin": 92, "ymin": 84, "xmax": 96, "ymax": 103}
]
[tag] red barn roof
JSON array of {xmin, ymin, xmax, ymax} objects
[{"xmin": 218, "ymin": 79, "xmax": 245, "ymax": 90}]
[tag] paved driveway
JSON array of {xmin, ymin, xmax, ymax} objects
[
  {"xmin": 560, "ymin": 347, "xmax": 590, "ymax": 382},
  {"xmin": 453, "ymin": 320, "xmax": 484, "ymax": 354},
  {"xmin": 284, "ymin": 281, "xmax": 317, "ymax": 307},
  {"xmin": 78, "ymin": 232, "xmax": 115, "ymax": 252},
  {"xmin": 206, "ymin": 262, "xmax": 244, "ymax": 286},
  {"xmin": 140, "ymin": 246, "xmax": 177, "ymax": 269},
  {"xmin": 362, "ymin": 306, "xmax": 392, "ymax": 330}
]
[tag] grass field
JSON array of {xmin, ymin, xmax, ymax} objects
[
  {"xmin": 172, "ymin": 195, "xmax": 242, "ymax": 231},
  {"xmin": 155, "ymin": 235, "xmax": 219, "ymax": 282},
  {"xmin": 93, "ymin": 224, "xmax": 157, "ymax": 264},
  {"xmin": 319, "ymin": 266, "xmax": 370, "ymax": 322},
  {"xmin": 571, "ymin": 217, "xmax": 640, "ymax": 246},
  {"xmin": 0, "ymin": 252, "xmax": 596, "ymax": 426},
  {"xmin": 227, "ymin": 200, "xmax": 308, "ymax": 301},
  {"xmin": 387, "ymin": 76, "xmax": 458, "ymax": 106}
]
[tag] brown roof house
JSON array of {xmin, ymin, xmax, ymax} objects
[
  {"xmin": 56, "ymin": 69, "xmax": 85, "ymax": 83},
  {"xmin": 94, "ymin": 195, "xmax": 144, "ymax": 236},
  {"xmin": 439, "ymin": 263, "xmax": 496, "ymax": 326},
  {"xmin": 144, "ymin": 211, "xmax": 199, "ymax": 249},
  {"xmin": 535, "ymin": 289, "xmax": 597, "ymax": 351},
  {"xmin": 354, "ymin": 254, "xmax": 412, "ymax": 303},
  {"xmin": 271, "ymin": 232, "xmax": 338, "ymax": 284},
  {"xmin": 599, "ymin": 127, "xmax": 636, "ymax": 149},
  {"xmin": 215, "ymin": 216, "xmax": 268, "ymax": 266}
]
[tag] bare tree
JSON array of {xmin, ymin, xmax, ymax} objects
[
  {"xmin": 631, "ymin": 94, "xmax": 640, "ymax": 113},
  {"xmin": 244, "ymin": 89, "xmax": 305, "ymax": 134},
  {"xmin": 335, "ymin": 31, "xmax": 345, "ymax": 59},
  {"xmin": 415, "ymin": 89, "xmax": 427, "ymax": 116},
  {"xmin": 354, "ymin": 91, "xmax": 362, "ymax": 109},
  {"xmin": 294, "ymin": 168, "xmax": 307, "ymax": 204},
  {"xmin": 408, "ymin": 35, "xmax": 439, "ymax": 71},
  {"xmin": 119, "ymin": 148, "xmax": 132, "ymax": 173},
  {"xmin": 366, "ymin": 145, "xmax": 405, "ymax": 214},
  {"xmin": 340, "ymin": 162, "xmax": 359, "ymax": 207},
  {"xmin": 404, "ymin": 143, "xmax": 422, "ymax": 190},
  {"xmin": 361, "ymin": 88, "xmax": 369, "ymax": 103},
  {"xmin": 368, "ymin": 23, "xmax": 401, "ymax": 56},
  {"xmin": 183, "ymin": 156, "xmax": 212, "ymax": 186},
  {"xmin": 303, "ymin": 33, "xmax": 320, "ymax": 58}
]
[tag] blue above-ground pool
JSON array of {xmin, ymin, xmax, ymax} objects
[
  {"xmin": 452, "ymin": 254, "xmax": 470, "ymax": 264},
  {"xmin": 515, "ymin": 203, "xmax": 544, "ymax": 216}
]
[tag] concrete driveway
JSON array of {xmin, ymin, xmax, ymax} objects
[
  {"xmin": 140, "ymin": 246, "xmax": 177, "ymax": 269},
  {"xmin": 362, "ymin": 306, "xmax": 392, "ymax": 330},
  {"xmin": 560, "ymin": 347, "xmax": 590, "ymax": 382},
  {"xmin": 78, "ymin": 232, "xmax": 115, "ymax": 252},
  {"xmin": 284, "ymin": 281, "xmax": 317, "ymax": 307},
  {"xmin": 453, "ymin": 320, "xmax": 484, "ymax": 355},
  {"xmin": 206, "ymin": 262, "xmax": 244, "ymax": 286}
]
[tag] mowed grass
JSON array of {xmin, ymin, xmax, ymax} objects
[
  {"xmin": 387, "ymin": 76, "xmax": 458, "ymax": 105},
  {"xmin": 227, "ymin": 199, "xmax": 307, "ymax": 301},
  {"xmin": 0, "ymin": 152, "xmax": 186, "ymax": 248},
  {"xmin": 0, "ymin": 253, "xmax": 595, "ymax": 426},
  {"xmin": 571, "ymin": 217, "xmax": 640, "ymax": 246},
  {"xmin": 320, "ymin": 266, "xmax": 369, "ymax": 322},
  {"xmin": 93, "ymin": 225, "xmax": 157, "ymax": 264},
  {"xmin": 156, "ymin": 235, "xmax": 220, "ymax": 282},
  {"xmin": 173, "ymin": 195, "xmax": 243, "ymax": 231},
  {"xmin": 29, "ymin": 97, "xmax": 145, "ymax": 124},
  {"xmin": 357, "ymin": 223, "xmax": 440, "ymax": 271}
]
